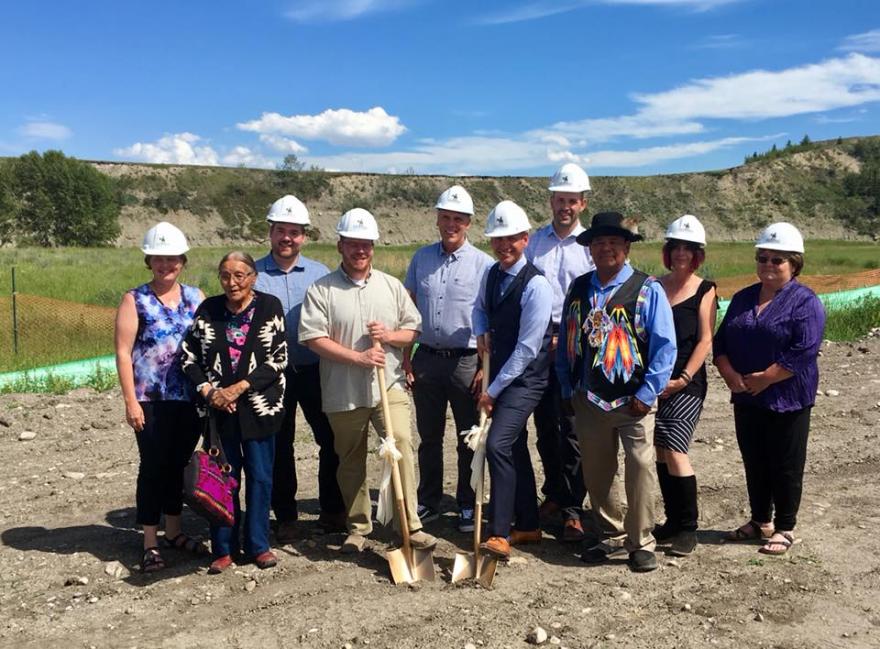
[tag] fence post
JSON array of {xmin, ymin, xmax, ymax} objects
[{"xmin": 11, "ymin": 266, "xmax": 18, "ymax": 355}]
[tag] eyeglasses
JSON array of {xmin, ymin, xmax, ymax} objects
[
  {"xmin": 218, "ymin": 271, "xmax": 255, "ymax": 283},
  {"xmin": 755, "ymin": 255, "xmax": 787, "ymax": 266}
]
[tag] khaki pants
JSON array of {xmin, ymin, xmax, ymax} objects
[
  {"xmin": 573, "ymin": 393, "xmax": 657, "ymax": 552},
  {"xmin": 326, "ymin": 389, "xmax": 420, "ymax": 536}
]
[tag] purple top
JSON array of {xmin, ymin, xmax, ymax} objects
[{"xmin": 713, "ymin": 280, "xmax": 825, "ymax": 412}]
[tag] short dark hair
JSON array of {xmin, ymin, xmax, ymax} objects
[
  {"xmin": 786, "ymin": 252, "xmax": 804, "ymax": 277},
  {"xmin": 662, "ymin": 239, "xmax": 704, "ymax": 271},
  {"xmin": 144, "ymin": 254, "xmax": 187, "ymax": 269},
  {"xmin": 218, "ymin": 251, "xmax": 256, "ymax": 272}
]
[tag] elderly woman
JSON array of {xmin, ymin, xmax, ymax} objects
[
  {"xmin": 713, "ymin": 223, "xmax": 825, "ymax": 556},
  {"xmin": 654, "ymin": 215, "xmax": 717, "ymax": 557},
  {"xmin": 182, "ymin": 252, "xmax": 287, "ymax": 574},
  {"xmin": 115, "ymin": 222, "xmax": 205, "ymax": 573}
]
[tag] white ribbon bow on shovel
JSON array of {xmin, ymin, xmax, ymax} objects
[
  {"xmin": 376, "ymin": 434, "xmax": 403, "ymax": 526},
  {"xmin": 461, "ymin": 420, "xmax": 489, "ymax": 493}
]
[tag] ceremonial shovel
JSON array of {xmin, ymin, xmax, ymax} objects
[
  {"xmin": 374, "ymin": 341, "xmax": 435, "ymax": 584},
  {"xmin": 451, "ymin": 350, "xmax": 498, "ymax": 587}
]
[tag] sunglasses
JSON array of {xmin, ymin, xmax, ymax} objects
[{"xmin": 755, "ymin": 255, "xmax": 787, "ymax": 266}]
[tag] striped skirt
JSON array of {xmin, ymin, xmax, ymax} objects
[{"xmin": 654, "ymin": 391, "xmax": 704, "ymax": 454}]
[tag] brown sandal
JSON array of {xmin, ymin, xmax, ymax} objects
[
  {"xmin": 758, "ymin": 531, "xmax": 795, "ymax": 555},
  {"xmin": 726, "ymin": 520, "xmax": 772, "ymax": 542},
  {"xmin": 140, "ymin": 547, "xmax": 166, "ymax": 573}
]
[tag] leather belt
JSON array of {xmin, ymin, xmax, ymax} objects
[{"xmin": 419, "ymin": 345, "xmax": 477, "ymax": 359}]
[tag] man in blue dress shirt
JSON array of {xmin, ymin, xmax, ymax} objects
[
  {"xmin": 525, "ymin": 162, "xmax": 595, "ymax": 542},
  {"xmin": 404, "ymin": 185, "xmax": 494, "ymax": 533},
  {"xmin": 473, "ymin": 201, "xmax": 553, "ymax": 560},
  {"xmin": 557, "ymin": 212, "xmax": 676, "ymax": 572},
  {"xmin": 255, "ymin": 195, "xmax": 346, "ymax": 543}
]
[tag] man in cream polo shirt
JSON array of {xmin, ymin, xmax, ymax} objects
[{"xmin": 298, "ymin": 208, "xmax": 437, "ymax": 554}]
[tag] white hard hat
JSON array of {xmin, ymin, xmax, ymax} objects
[
  {"xmin": 336, "ymin": 208, "xmax": 380, "ymax": 241},
  {"xmin": 267, "ymin": 194, "xmax": 310, "ymax": 225},
  {"xmin": 435, "ymin": 185, "xmax": 474, "ymax": 216},
  {"xmin": 141, "ymin": 222, "xmax": 190, "ymax": 256},
  {"xmin": 484, "ymin": 201, "xmax": 531, "ymax": 238},
  {"xmin": 665, "ymin": 214, "xmax": 707, "ymax": 246},
  {"xmin": 548, "ymin": 163, "xmax": 591, "ymax": 193},
  {"xmin": 755, "ymin": 222, "xmax": 804, "ymax": 253}
]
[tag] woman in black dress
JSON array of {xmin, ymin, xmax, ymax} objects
[{"xmin": 653, "ymin": 215, "xmax": 717, "ymax": 556}]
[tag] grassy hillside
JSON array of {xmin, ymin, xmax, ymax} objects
[{"xmin": 40, "ymin": 136, "xmax": 880, "ymax": 245}]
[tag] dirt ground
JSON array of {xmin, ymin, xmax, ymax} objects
[{"xmin": 2, "ymin": 335, "xmax": 880, "ymax": 649}]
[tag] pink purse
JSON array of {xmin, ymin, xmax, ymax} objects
[{"xmin": 183, "ymin": 415, "xmax": 238, "ymax": 527}]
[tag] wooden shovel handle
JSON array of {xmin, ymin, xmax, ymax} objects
[
  {"xmin": 474, "ymin": 346, "xmax": 490, "ymax": 558},
  {"xmin": 373, "ymin": 339, "xmax": 411, "ymax": 558}
]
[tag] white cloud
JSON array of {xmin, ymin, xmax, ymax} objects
[
  {"xmin": 237, "ymin": 106, "xmax": 406, "ymax": 147},
  {"xmin": 555, "ymin": 135, "xmax": 780, "ymax": 168},
  {"xmin": 18, "ymin": 120, "xmax": 72, "ymax": 140},
  {"xmin": 114, "ymin": 132, "xmax": 220, "ymax": 166},
  {"xmin": 285, "ymin": 0, "xmax": 421, "ymax": 23},
  {"xmin": 477, "ymin": 0, "xmax": 739, "ymax": 24},
  {"xmin": 221, "ymin": 146, "xmax": 276, "ymax": 169},
  {"xmin": 305, "ymin": 133, "xmax": 776, "ymax": 174},
  {"xmin": 839, "ymin": 29, "xmax": 880, "ymax": 53},
  {"xmin": 634, "ymin": 54, "xmax": 880, "ymax": 120},
  {"xmin": 259, "ymin": 133, "xmax": 308, "ymax": 154}
]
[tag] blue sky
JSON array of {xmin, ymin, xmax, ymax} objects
[{"xmin": 1, "ymin": 0, "xmax": 879, "ymax": 176}]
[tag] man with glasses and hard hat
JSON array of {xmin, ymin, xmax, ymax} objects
[
  {"xmin": 299, "ymin": 208, "xmax": 437, "ymax": 554},
  {"xmin": 255, "ymin": 195, "xmax": 346, "ymax": 543},
  {"xmin": 474, "ymin": 201, "xmax": 553, "ymax": 560},
  {"xmin": 525, "ymin": 163, "xmax": 595, "ymax": 543},
  {"xmin": 403, "ymin": 185, "xmax": 493, "ymax": 534}
]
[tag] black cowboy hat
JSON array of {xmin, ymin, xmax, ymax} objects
[{"xmin": 576, "ymin": 211, "xmax": 643, "ymax": 245}]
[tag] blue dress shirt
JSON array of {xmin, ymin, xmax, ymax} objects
[
  {"xmin": 404, "ymin": 240, "xmax": 494, "ymax": 349},
  {"xmin": 526, "ymin": 223, "xmax": 595, "ymax": 325},
  {"xmin": 473, "ymin": 256, "xmax": 553, "ymax": 399},
  {"xmin": 255, "ymin": 253, "xmax": 329, "ymax": 366},
  {"xmin": 556, "ymin": 263, "xmax": 677, "ymax": 408}
]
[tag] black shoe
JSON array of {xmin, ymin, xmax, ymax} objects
[
  {"xmin": 669, "ymin": 530, "xmax": 697, "ymax": 557},
  {"xmin": 581, "ymin": 543, "xmax": 612, "ymax": 564},
  {"xmin": 628, "ymin": 549, "xmax": 658, "ymax": 572},
  {"xmin": 653, "ymin": 521, "xmax": 679, "ymax": 542}
]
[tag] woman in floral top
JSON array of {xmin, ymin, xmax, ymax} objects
[{"xmin": 114, "ymin": 222, "xmax": 205, "ymax": 573}]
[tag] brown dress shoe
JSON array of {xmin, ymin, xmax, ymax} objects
[
  {"xmin": 480, "ymin": 536, "xmax": 511, "ymax": 559},
  {"xmin": 562, "ymin": 518, "xmax": 586, "ymax": 543},
  {"xmin": 509, "ymin": 529, "xmax": 542, "ymax": 545}
]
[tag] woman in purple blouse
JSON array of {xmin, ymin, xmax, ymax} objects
[{"xmin": 713, "ymin": 223, "xmax": 825, "ymax": 556}]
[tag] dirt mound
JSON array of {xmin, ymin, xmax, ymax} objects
[
  {"xmin": 715, "ymin": 268, "xmax": 880, "ymax": 300},
  {"xmin": 1, "ymin": 336, "xmax": 879, "ymax": 647}
]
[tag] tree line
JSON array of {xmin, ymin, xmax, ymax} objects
[{"xmin": 0, "ymin": 151, "xmax": 120, "ymax": 246}]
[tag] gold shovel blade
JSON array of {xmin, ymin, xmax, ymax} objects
[
  {"xmin": 386, "ymin": 548, "xmax": 415, "ymax": 584},
  {"xmin": 451, "ymin": 552, "xmax": 476, "ymax": 583},
  {"xmin": 476, "ymin": 555, "xmax": 498, "ymax": 588},
  {"xmin": 412, "ymin": 548, "xmax": 436, "ymax": 582}
]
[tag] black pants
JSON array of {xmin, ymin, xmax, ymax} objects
[
  {"xmin": 135, "ymin": 401, "xmax": 201, "ymax": 526},
  {"xmin": 412, "ymin": 348, "xmax": 478, "ymax": 511},
  {"xmin": 533, "ymin": 364, "xmax": 584, "ymax": 516},
  {"xmin": 486, "ymin": 378, "xmax": 546, "ymax": 537},
  {"xmin": 734, "ymin": 404, "xmax": 811, "ymax": 531},
  {"xmin": 272, "ymin": 363, "xmax": 345, "ymax": 522}
]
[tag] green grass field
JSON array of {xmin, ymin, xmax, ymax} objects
[{"xmin": 0, "ymin": 240, "xmax": 878, "ymax": 374}]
